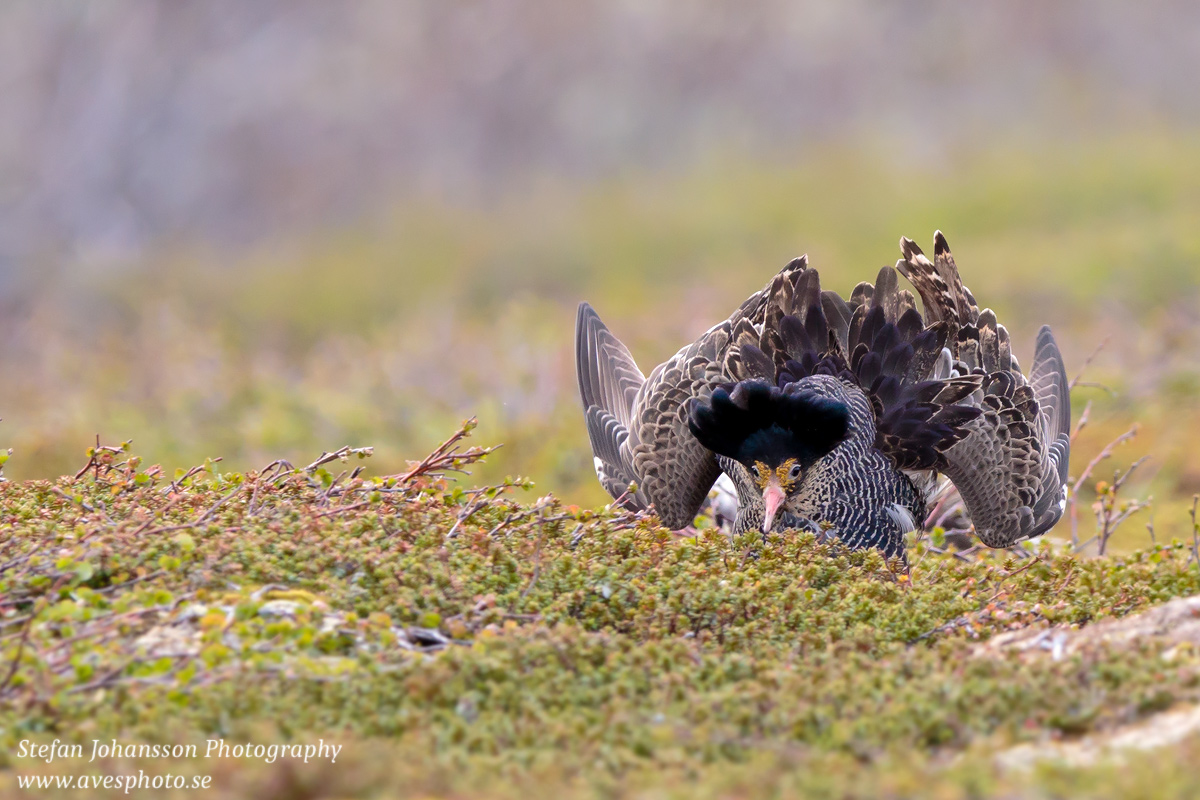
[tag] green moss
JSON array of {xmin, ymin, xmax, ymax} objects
[{"xmin": 3, "ymin": 431, "xmax": 1200, "ymax": 796}]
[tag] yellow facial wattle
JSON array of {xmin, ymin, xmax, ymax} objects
[{"xmin": 751, "ymin": 458, "xmax": 801, "ymax": 492}]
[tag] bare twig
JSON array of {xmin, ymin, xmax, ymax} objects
[
  {"xmin": 1189, "ymin": 495, "xmax": 1200, "ymax": 568},
  {"xmin": 312, "ymin": 501, "xmax": 373, "ymax": 518},
  {"xmin": 1070, "ymin": 400, "xmax": 1092, "ymax": 443},
  {"xmin": 568, "ymin": 523, "xmax": 586, "ymax": 549},
  {"xmin": 73, "ymin": 435, "xmax": 125, "ymax": 482},
  {"xmin": 1095, "ymin": 456, "xmax": 1151, "ymax": 556},
  {"xmin": 1068, "ymin": 335, "xmax": 1110, "ymax": 390},
  {"xmin": 316, "ymin": 470, "xmax": 349, "ymax": 505},
  {"xmin": 917, "ymin": 544, "xmax": 978, "ymax": 564},
  {"xmin": 304, "ymin": 446, "xmax": 374, "ymax": 473},
  {"xmin": 1072, "ymin": 381, "xmax": 1116, "ymax": 396},
  {"xmin": 139, "ymin": 485, "xmax": 243, "ymax": 536},
  {"xmin": 1071, "ymin": 425, "xmax": 1140, "ymax": 496},
  {"xmin": 1, "ymin": 597, "xmax": 186, "ymax": 642},
  {"xmin": 1001, "ymin": 554, "xmax": 1042, "ymax": 578},
  {"xmin": 1069, "ymin": 424, "xmax": 1139, "ymax": 547},
  {"xmin": 393, "ymin": 418, "xmax": 499, "ymax": 486},
  {"xmin": 65, "ymin": 658, "xmax": 137, "ymax": 695},
  {"xmin": 0, "ymin": 612, "xmax": 34, "ymax": 698},
  {"xmin": 40, "ymin": 598, "xmax": 189, "ymax": 657},
  {"xmin": 247, "ymin": 460, "xmax": 292, "ymax": 514},
  {"xmin": 94, "ymin": 570, "xmax": 167, "ymax": 596},
  {"xmin": 165, "ymin": 459, "xmax": 222, "ymax": 494},
  {"xmin": 48, "ymin": 486, "xmax": 117, "ymax": 530},
  {"xmin": 607, "ymin": 507, "xmax": 652, "ymax": 532},
  {"xmin": 487, "ymin": 497, "xmax": 563, "ymax": 538},
  {"xmin": 443, "ymin": 478, "xmax": 536, "ymax": 539},
  {"xmin": 446, "ymin": 491, "xmax": 501, "ymax": 539},
  {"xmin": 50, "ymin": 485, "xmax": 94, "ymax": 514},
  {"xmin": 130, "ymin": 495, "xmax": 184, "ymax": 536},
  {"xmin": 514, "ymin": 511, "xmax": 549, "ymax": 609},
  {"xmin": 606, "ymin": 487, "xmax": 634, "ymax": 512}
]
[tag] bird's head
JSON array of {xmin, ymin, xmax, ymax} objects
[{"xmin": 687, "ymin": 380, "xmax": 851, "ymax": 532}]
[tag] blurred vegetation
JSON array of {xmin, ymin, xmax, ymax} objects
[
  {"xmin": 7, "ymin": 7, "xmax": 1200, "ymax": 797},
  {"xmin": 4, "ymin": 429, "xmax": 1200, "ymax": 797},
  {"xmin": 1, "ymin": 132, "xmax": 1199, "ymax": 552}
]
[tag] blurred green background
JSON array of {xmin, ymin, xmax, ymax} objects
[{"xmin": 2, "ymin": 2, "xmax": 1199, "ymax": 548}]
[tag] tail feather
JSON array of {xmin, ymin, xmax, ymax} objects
[
  {"xmin": 849, "ymin": 280, "xmax": 874, "ymax": 309},
  {"xmin": 931, "ymin": 231, "xmax": 979, "ymax": 325},
  {"xmin": 896, "ymin": 232, "xmax": 981, "ymax": 356},
  {"xmin": 750, "ymin": 255, "xmax": 808, "ymax": 334},
  {"xmin": 977, "ymin": 309, "xmax": 1001, "ymax": 373},
  {"xmin": 872, "ymin": 265, "xmax": 901, "ymax": 322},
  {"xmin": 997, "ymin": 324, "xmax": 1013, "ymax": 371},
  {"xmin": 822, "ymin": 290, "xmax": 853, "ymax": 353},
  {"xmin": 760, "ymin": 262, "xmax": 982, "ymax": 474}
]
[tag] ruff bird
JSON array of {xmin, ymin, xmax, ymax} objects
[{"xmin": 577, "ymin": 233, "xmax": 1070, "ymax": 555}]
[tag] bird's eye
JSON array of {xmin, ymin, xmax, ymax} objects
[
  {"xmin": 788, "ymin": 464, "xmax": 802, "ymax": 480},
  {"xmin": 749, "ymin": 465, "xmax": 760, "ymax": 478}
]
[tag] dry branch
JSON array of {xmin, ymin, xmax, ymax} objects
[
  {"xmin": 304, "ymin": 446, "xmax": 374, "ymax": 473},
  {"xmin": 395, "ymin": 417, "xmax": 499, "ymax": 485},
  {"xmin": 1068, "ymin": 335, "xmax": 1110, "ymax": 390},
  {"xmin": 1069, "ymin": 424, "xmax": 1140, "ymax": 547}
]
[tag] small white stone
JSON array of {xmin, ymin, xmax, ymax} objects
[
  {"xmin": 258, "ymin": 600, "xmax": 302, "ymax": 618},
  {"xmin": 179, "ymin": 603, "xmax": 209, "ymax": 621}
]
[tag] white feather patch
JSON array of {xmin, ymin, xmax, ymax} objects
[
  {"xmin": 903, "ymin": 470, "xmax": 942, "ymax": 505},
  {"xmin": 709, "ymin": 473, "xmax": 739, "ymax": 527},
  {"xmin": 885, "ymin": 503, "xmax": 918, "ymax": 533}
]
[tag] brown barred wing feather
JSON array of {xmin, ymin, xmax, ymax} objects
[
  {"xmin": 898, "ymin": 234, "xmax": 1072, "ymax": 547},
  {"xmin": 626, "ymin": 341, "xmax": 727, "ymax": 528},
  {"xmin": 575, "ymin": 303, "xmax": 647, "ymax": 507},
  {"xmin": 575, "ymin": 253, "xmax": 815, "ymax": 529}
]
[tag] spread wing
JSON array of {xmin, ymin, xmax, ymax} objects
[
  {"xmin": 575, "ymin": 257, "xmax": 811, "ymax": 528},
  {"xmin": 897, "ymin": 234, "xmax": 1071, "ymax": 547},
  {"xmin": 575, "ymin": 302, "xmax": 645, "ymax": 504}
]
